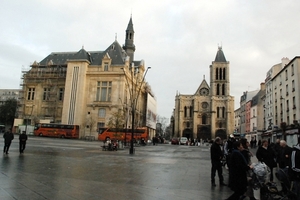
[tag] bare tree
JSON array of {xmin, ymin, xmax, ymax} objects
[
  {"xmin": 156, "ymin": 115, "xmax": 168, "ymax": 137},
  {"xmin": 107, "ymin": 110, "xmax": 125, "ymax": 140},
  {"xmin": 84, "ymin": 115, "xmax": 96, "ymax": 139}
]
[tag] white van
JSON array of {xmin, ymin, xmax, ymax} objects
[{"xmin": 179, "ymin": 137, "xmax": 188, "ymax": 145}]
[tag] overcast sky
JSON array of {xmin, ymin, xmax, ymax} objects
[{"xmin": 0, "ymin": 0, "xmax": 299, "ymax": 119}]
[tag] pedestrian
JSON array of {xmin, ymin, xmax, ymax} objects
[
  {"xmin": 19, "ymin": 131, "xmax": 28, "ymax": 154},
  {"xmin": 278, "ymin": 140, "xmax": 292, "ymax": 169},
  {"xmin": 253, "ymin": 137, "xmax": 257, "ymax": 148},
  {"xmin": 256, "ymin": 139, "xmax": 277, "ymax": 182},
  {"xmin": 257, "ymin": 140, "xmax": 261, "ymax": 147},
  {"xmin": 224, "ymin": 134, "xmax": 235, "ymax": 169},
  {"xmin": 278, "ymin": 140, "xmax": 292, "ymax": 194},
  {"xmin": 210, "ymin": 137, "xmax": 227, "ymax": 187},
  {"xmin": 274, "ymin": 139, "xmax": 281, "ymax": 166},
  {"xmin": 226, "ymin": 141, "xmax": 252, "ymax": 200},
  {"xmin": 240, "ymin": 139, "xmax": 257, "ymax": 200},
  {"xmin": 3, "ymin": 128, "xmax": 14, "ymax": 154},
  {"xmin": 289, "ymin": 137, "xmax": 300, "ymax": 200}
]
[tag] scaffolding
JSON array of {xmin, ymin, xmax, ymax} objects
[{"xmin": 18, "ymin": 60, "xmax": 67, "ymax": 124}]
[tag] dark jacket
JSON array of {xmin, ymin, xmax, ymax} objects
[
  {"xmin": 278, "ymin": 145, "xmax": 292, "ymax": 168},
  {"xmin": 229, "ymin": 149, "xmax": 250, "ymax": 192},
  {"xmin": 256, "ymin": 145, "xmax": 277, "ymax": 168},
  {"xmin": 210, "ymin": 142, "xmax": 223, "ymax": 162},
  {"xmin": 19, "ymin": 134, "xmax": 28, "ymax": 143},
  {"xmin": 3, "ymin": 132, "xmax": 14, "ymax": 143}
]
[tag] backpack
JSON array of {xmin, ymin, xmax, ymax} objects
[{"xmin": 290, "ymin": 145, "xmax": 300, "ymax": 180}]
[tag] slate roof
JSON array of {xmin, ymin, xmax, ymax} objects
[
  {"xmin": 214, "ymin": 46, "xmax": 227, "ymax": 62},
  {"xmin": 38, "ymin": 40, "xmax": 128, "ymax": 66}
]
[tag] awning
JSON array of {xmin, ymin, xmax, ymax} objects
[{"xmin": 285, "ymin": 129, "xmax": 299, "ymax": 135}]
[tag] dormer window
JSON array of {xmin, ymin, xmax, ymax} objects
[{"xmin": 104, "ymin": 63, "xmax": 109, "ymax": 71}]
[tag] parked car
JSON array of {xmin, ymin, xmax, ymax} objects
[
  {"xmin": 179, "ymin": 137, "xmax": 188, "ymax": 145},
  {"xmin": 171, "ymin": 138, "xmax": 179, "ymax": 145}
]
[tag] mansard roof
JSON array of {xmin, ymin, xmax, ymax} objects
[
  {"xmin": 38, "ymin": 40, "xmax": 128, "ymax": 66},
  {"xmin": 214, "ymin": 46, "xmax": 227, "ymax": 62}
]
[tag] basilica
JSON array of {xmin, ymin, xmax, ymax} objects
[{"xmin": 174, "ymin": 47, "xmax": 235, "ymax": 140}]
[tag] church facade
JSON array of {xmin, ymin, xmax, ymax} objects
[{"xmin": 174, "ymin": 47, "xmax": 234, "ymax": 140}]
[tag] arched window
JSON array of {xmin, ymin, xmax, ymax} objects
[
  {"xmin": 190, "ymin": 106, "xmax": 193, "ymax": 117},
  {"xmin": 184, "ymin": 106, "xmax": 187, "ymax": 117},
  {"xmin": 187, "ymin": 122, "xmax": 190, "ymax": 128},
  {"xmin": 217, "ymin": 107, "xmax": 220, "ymax": 118},
  {"xmin": 223, "ymin": 68, "xmax": 226, "ymax": 80},
  {"xmin": 219, "ymin": 68, "xmax": 222, "ymax": 80},
  {"xmin": 222, "ymin": 107, "xmax": 225, "ymax": 118},
  {"xmin": 216, "ymin": 68, "xmax": 219, "ymax": 80},
  {"xmin": 202, "ymin": 114, "xmax": 207, "ymax": 124},
  {"xmin": 216, "ymin": 84, "xmax": 220, "ymax": 95},
  {"xmin": 222, "ymin": 84, "xmax": 225, "ymax": 95},
  {"xmin": 129, "ymin": 33, "xmax": 132, "ymax": 39}
]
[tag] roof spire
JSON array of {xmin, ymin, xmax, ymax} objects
[{"xmin": 214, "ymin": 45, "xmax": 227, "ymax": 62}]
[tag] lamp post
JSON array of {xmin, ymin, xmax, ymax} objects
[
  {"xmin": 25, "ymin": 105, "xmax": 35, "ymax": 135},
  {"xmin": 122, "ymin": 65, "xmax": 151, "ymax": 154}
]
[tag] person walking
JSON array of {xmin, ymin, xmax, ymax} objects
[
  {"xmin": 226, "ymin": 141, "xmax": 252, "ymax": 200},
  {"xmin": 3, "ymin": 128, "xmax": 14, "ymax": 154},
  {"xmin": 240, "ymin": 139, "xmax": 257, "ymax": 200},
  {"xmin": 19, "ymin": 131, "xmax": 28, "ymax": 154},
  {"xmin": 210, "ymin": 137, "xmax": 227, "ymax": 187},
  {"xmin": 289, "ymin": 137, "xmax": 300, "ymax": 200},
  {"xmin": 256, "ymin": 139, "xmax": 277, "ymax": 182}
]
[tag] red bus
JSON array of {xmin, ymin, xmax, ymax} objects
[
  {"xmin": 34, "ymin": 123, "xmax": 79, "ymax": 139},
  {"xmin": 98, "ymin": 127, "xmax": 148, "ymax": 142}
]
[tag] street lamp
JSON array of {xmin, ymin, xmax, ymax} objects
[{"xmin": 122, "ymin": 64, "xmax": 151, "ymax": 154}]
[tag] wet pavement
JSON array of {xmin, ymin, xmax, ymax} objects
[{"xmin": 0, "ymin": 137, "xmax": 264, "ymax": 200}]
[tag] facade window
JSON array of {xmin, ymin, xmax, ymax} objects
[
  {"xmin": 291, "ymin": 64, "xmax": 294, "ymax": 75},
  {"xmin": 222, "ymin": 84, "xmax": 225, "ymax": 95},
  {"xmin": 280, "ymin": 89, "xmax": 282, "ymax": 98},
  {"xmin": 292, "ymin": 80, "xmax": 295, "ymax": 91},
  {"xmin": 202, "ymin": 114, "xmax": 207, "ymax": 124},
  {"xmin": 104, "ymin": 63, "xmax": 109, "ymax": 71},
  {"xmin": 96, "ymin": 81, "xmax": 112, "ymax": 101},
  {"xmin": 285, "ymin": 70, "xmax": 288, "ymax": 80},
  {"xmin": 97, "ymin": 122, "xmax": 105, "ymax": 133},
  {"xmin": 293, "ymin": 96, "xmax": 296, "ymax": 109},
  {"xmin": 223, "ymin": 68, "xmax": 226, "ymax": 80},
  {"xmin": 59, "ymin": 88, "xmax": 64, "ymax": 101},
  {"xmin": 216, "ymin": 84, "xmax": 220, "ymax": 95},
  {"xmin": 27, "ymin": 88, "xmax": 35, "ymax": 100},
  {"xmin": 98, "ymin": 108, "xmax": 106, "ymax": 118},
  {"xmin": 43, "ymin": 88, "xmax": 51, "ymax": 101},
  {"xmin": 184, "ymin": 106, "xmax": 187, "ymax": 117},
  {"xmin": 222, "ymin": 107, "xmax": 225, "ymax": 118},
  {"xmin": 217, "ymin": 107, "xmax": 220, "ymax": 118},
  {"xmin": 189, "ymin": 106, "xmax": 193, "ymax": 117},
  {"xmin": 216, "ymin": 68, "xmax": 218, "ymax": 80}
]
